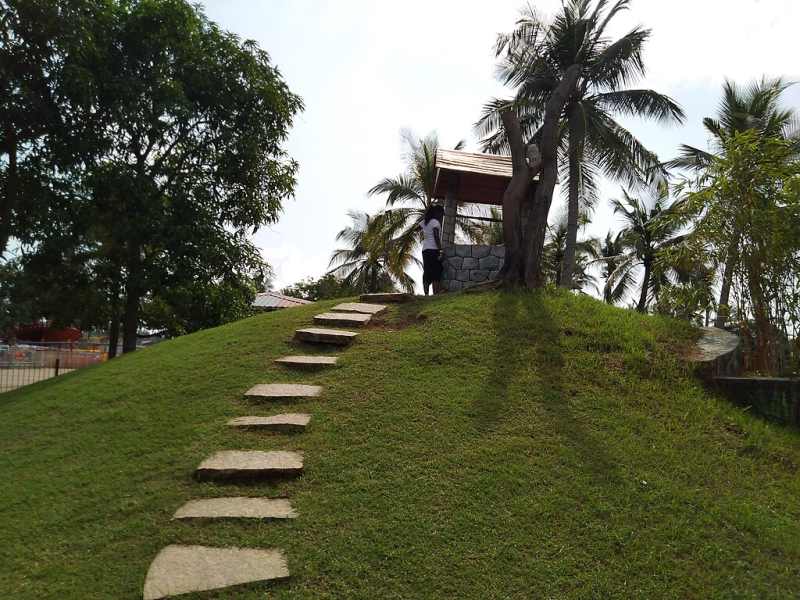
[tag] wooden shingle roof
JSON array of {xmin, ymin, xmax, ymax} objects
[{"xmin": 433, "ymin": 149, "xmax": 535, "ymax": 206}]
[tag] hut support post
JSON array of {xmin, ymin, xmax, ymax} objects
[{"xmin": 442, "ymin": 191, "xmax": 457, "ymax": 248}]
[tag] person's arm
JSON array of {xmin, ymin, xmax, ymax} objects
[{"xmin": 434, "ymin": 226, "xmax": 442, "ymax": 251}]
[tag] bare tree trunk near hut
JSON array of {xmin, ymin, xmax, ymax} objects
[
  {"xmin": 497, "ymin": 109, "xmax": 540, "ymax": 285},
  {"xmin": 523, "ymin": 65, "xmax": 582, "ymax": 288}
]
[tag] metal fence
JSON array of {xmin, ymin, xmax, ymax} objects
[{"xmin": 0, "ymin": 342, "xmax": 107, "ymax": 394}]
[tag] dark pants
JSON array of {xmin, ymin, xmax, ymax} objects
[{"xmin": 422, "ymin": 249, "xmax": 442, "ymax": 291}]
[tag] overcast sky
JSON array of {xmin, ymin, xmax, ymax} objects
[{"xmin": 199, "ymin": 0, "xmax": 800, "ymax": 292}]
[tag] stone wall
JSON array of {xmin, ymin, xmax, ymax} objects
[{"xmin": 441, "ymin": 245, "xmax": 505, "ymax": 292}]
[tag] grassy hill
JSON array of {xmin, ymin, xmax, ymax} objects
[{"xmin": 1, "ymin": 289, "xmax": 799, "ymax": 599}]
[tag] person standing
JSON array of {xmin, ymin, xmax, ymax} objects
[{"xmin": 421, "ymin": 204, "xmax": 445, "ymax": 295}]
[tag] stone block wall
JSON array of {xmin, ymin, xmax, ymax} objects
[{"xmin": 441, "ymin": 245, "xmax": 505, "ymax": 292}]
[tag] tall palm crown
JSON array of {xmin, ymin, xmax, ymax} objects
[
  {"xmin": 542, "ymin": 218, "xmax": 599, "ymax": 292},
  {"xmin": 368, "ymin": 131, "xmax": 482, "ymax": 247},
  {"xmin": 599, "ymin": 230, "xmax": 631, "ymax": 304},
  {"xmin": 668, "ymin": 78, "xmax": 796, "ymax": 327},
  {"xmin": 605, "ymin": 183, "xmax": 685, "ymax": 312},
  {"xmin": 668, "ymin": 78, "xmax": 797, "ymax": 171},
  {"xmin": 476, "ymin": 0, "xmax": 684, "ymax": 286},
  {"xmin": 328, "ymin": 210, "xmax": 418, "ymax": 294}
]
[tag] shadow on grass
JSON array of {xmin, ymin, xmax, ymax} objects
[{"xmin": 475, "ymin": 289, "xmax": 617, "ymax": 482}]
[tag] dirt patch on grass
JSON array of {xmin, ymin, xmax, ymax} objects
[{"xmin": 368, "ymin": 310, "xmax": 429, "ymax": 332}]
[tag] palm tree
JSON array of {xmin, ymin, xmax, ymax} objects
[
  {"xmin": 598, "ymin": 230, "xmax": 632, "ymax": 304},
  {"xmin": 476, "ymin": 0, "xmax": 684, "ymax": 289},
  {"xmin": 667, "ymin": 78, "xmax": 797, "ymax": 327},
  {"xmin": 604, "ymin": 183, "xmax": 686, "ymax": 312},
  {"xmin": 328, "ymin": 210, "xmax": 418, "ymax": 294},
  {"xmin": 542, "ymin": 217, "xmax": 599, "ymax": 292},
  {"xmin": 368, "ymin": 131, "xmax": 483, "ymax": 248},
  {"xmin": 470, "ymin": 206, "xmax": 504, "ymax": 246}
]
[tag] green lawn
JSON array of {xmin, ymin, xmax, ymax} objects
[{"xmin": 2, "ymin": 290, "xmax": 799, "ymax": 599}]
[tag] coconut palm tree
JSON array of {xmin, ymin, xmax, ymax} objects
[
  {"xmin": 328, "ymin": 210, "xmax": 418, "ymax": 294},
  {"xmin": 476, "ymin": 0, "xmax": 684, "ymax": 289},
  {"xmin": 604, "ymin": 184, "xmax": 686, "ymax": 312},
  {"xmin": 542, "ymin": 217, "xmax": 599, "ymax": 292},
  {"xmin": 470, "ymin": 206, "xmax": 504, "ymax": 246},
  {"xmin": 668, "ymin": 78, "xmax": 797, "ymax": 171},
  {"xmin": 368, "ymin": 131, "xmax": 483, "ymax": 248},
  {"xmin": 598, "ymin": 230, "xmax": 632, "ymax": 304},
  {"xmin": 666, "ymin": 78, "xmax": 797, "ymax": 327}
]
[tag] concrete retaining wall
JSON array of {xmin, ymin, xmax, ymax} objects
[{"xmin": 714, "ymin": 376, "xmax": 800, "ymax": 427}]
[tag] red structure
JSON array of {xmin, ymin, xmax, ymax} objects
[{"xmin": 15, "ymin": 323, "xmax": 82, "ymax": 343}]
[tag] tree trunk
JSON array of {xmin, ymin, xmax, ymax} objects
[
  {"xmin": 637, "ymin": 259, "xmax": 652, "ymax": 313},
  {"xmin": 714, "ymin": 241, "xmax": 738, "ymax": 328},
  {"xmin": 0, "ymin": 128, "xmax": 18, "ymax": 257},
  {"xmin": 107, "ymin": 318, "xmax": 120, "ymax": 359},
  {"xmin": 121, "ymin": 242, "xmax": 142, "ymax": 354},
  {"xmin": 523, "ymin": 65, "xmax": 582, "ymax": 288},
  {"xmin": 748, "ymin": 267, "xmax": 774, "ymax": 373},
  {"xmin": 498, "ymin": 109, "xmax": 539, "ymax": 284},
  {"xmin": 107, "ymin": 277, "xmax": 121, "ymax": 359},
  {"xmin": 560, "ymin": 106, "xmax": 583, "ymax": 289}
]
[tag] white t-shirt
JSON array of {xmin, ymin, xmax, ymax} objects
[{"xmin": 421, "ymin": 219, "xmax": 442, "ymax": 251}]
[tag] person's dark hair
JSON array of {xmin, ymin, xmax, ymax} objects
[{"xmin": 424, "ymin": 204, "xmax": 445, "ymax": 225}]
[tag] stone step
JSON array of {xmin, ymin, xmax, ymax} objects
[
  {"xmin": 331, "ymin": 302, "xmax": 388, "ymax": 315},
  {"xmin": 313, "ymin": 312, "xmax": 372, "ymax": 328},
  {"xmin": 245, "ymin": 383, "xmax": 322, "ymax": 400},
  {"xmin": 173, "ymin": 497, "xmax": 297, "ymax": 521},
  {"xmin": 294, "ymin": 327, "xmax": 358, "ymax": 346},
  {"xmin": 195, "ymin": 450, "xmax": 303, "ymax": 482},
  {"xmin": 360, "ymin": 292, "xmax": 411, "ymax": 303},
  {"xmin": 275, "ymin": 355, "xmax": 338, "ymax": 370},
  {"xmin": 143, "ymin": 545, "xmax": 289, "ymax": 600},
  {"xmin": 228, "ymin": 413, "xmax": 311, "ymax": 433}
]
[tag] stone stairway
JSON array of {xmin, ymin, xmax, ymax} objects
[{"xmin": 142, "ymin": 299, "xmax": 388, "ymax": 598}]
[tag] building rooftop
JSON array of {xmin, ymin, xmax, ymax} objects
[{"xmin": 252, "ymin": 291, "xmax": 313, "ymax": 310}]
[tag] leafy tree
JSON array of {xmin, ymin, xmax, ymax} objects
[
  {"xmin": 2, "ymin": 0, "xmax": 300, "ymax": 353},
  {"xmin": 0, "ymin": 0, "xmax": 101, "ymax": 257},
  {"xmin": 682, "ymin": 131, "xmax": 800, "ymax": 372},
  {"xmin": 604, "ymin": 183, "xmax": 686, "ymax": 312},
  {"xmin": 478, "ymin": 0, "xmax": 683, "ymax": 288},
  {"xmin": 668, "ymin": 78, "xmax": 797, "ymax": 327},
  {"xmin": 281, "ymin": 274, "xmax": 359, "ymax": 302},
  {"xmin": 78, "ymin": 0, "xmax": 301, "ymax": 352},
  {"xmin": 329, "ymin": 210, "xmax": 418, "ymax": 294}
]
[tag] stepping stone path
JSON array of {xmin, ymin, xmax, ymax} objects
[
  {"xmin": 228, "ymin": 413, "xmax": 311, "ymax": 433},
  {"xmin": 145, "ymin": 298, "xmax": 397, "ymax": 597},
  {"xmin": 295, "ymin": 327, "xmax": 358, "ymax": 346},
  {"xmin": 313, "ymin": 311, "xmax": 372, "ymax": 328},
  {"xmin": 143, "ymin": 545, "xmax": 289, "ymax": 600},
  {"xmin": 332, "ymin": 302, "xmax": 387, "ymax": 315},
  {"xmin": 195, "ymin": 450, "xmax": 304, "ymax": 482},
  {"xmin": 360, "ymin": 292, "xmax": 410, "ymax": 303},
  {"xmin": 275, "ymin": 355, "xmax": 338, "ymax": 370},
  {"xmin": 245, "ymin": 383, "xmax": 322, "ymax": 400},
  {"xmin": 173, "ymin": 497, "xmax": 297, "ymax": 521}
]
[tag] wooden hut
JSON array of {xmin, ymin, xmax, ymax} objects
[{"xmin": 432, "ymin": 149, "xmax": 537, "ymax": 291}]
